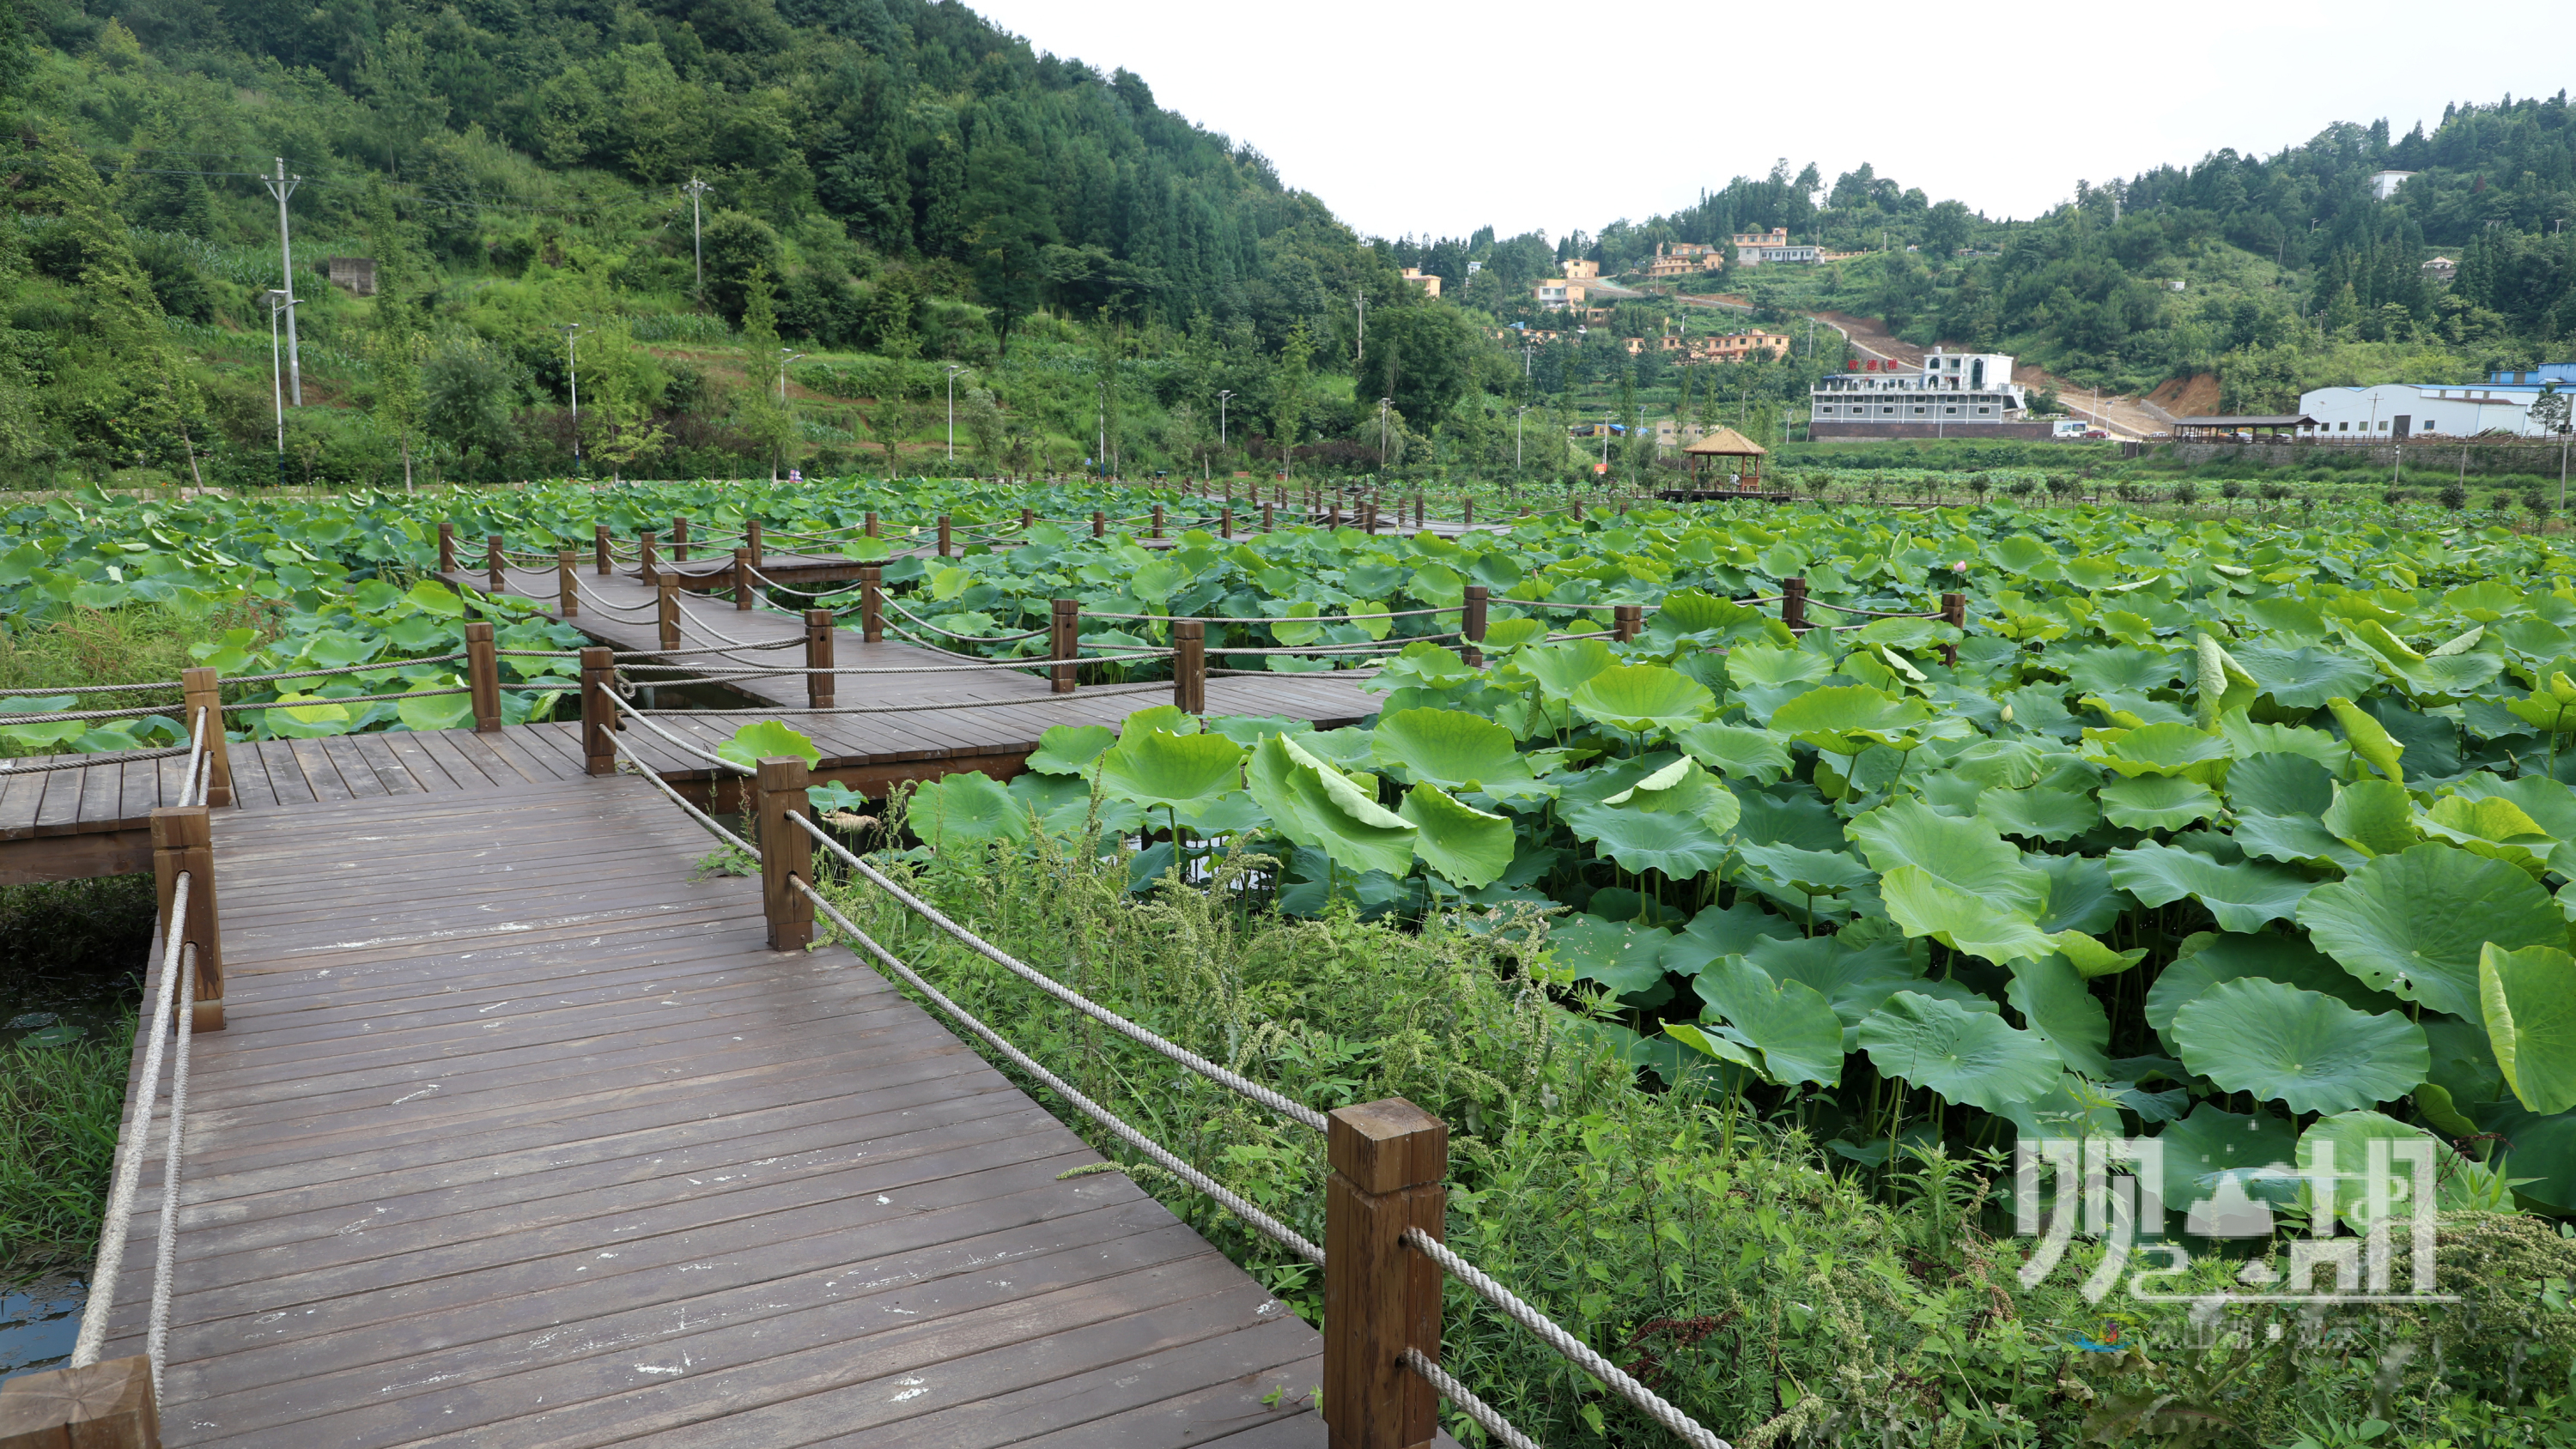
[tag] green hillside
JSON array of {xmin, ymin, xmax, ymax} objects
[{"xmin": 0, "ymin": 0, "xmax": 1525, "ymax": 487}]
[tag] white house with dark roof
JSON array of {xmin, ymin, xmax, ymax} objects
[{"xmin": 2297, "ymin": 379, "xmax": 2561, "ymax": 438}]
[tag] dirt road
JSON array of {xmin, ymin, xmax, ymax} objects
[{"xmin": 1674, "ymin": 294, "xmax": 2165, "ymax": 440}]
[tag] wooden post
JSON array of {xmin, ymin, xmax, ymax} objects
[
  {"xmin": 463, "ymin": 621, "xmax": 501, "ymax": 732},
  {"xmin": 658, "ymin": 579, "xmax": 681, "ymax": 651},
  {"xmin": 1050, "ymin": 598, "xmax": 1080, "ymax": 694},
  {"xmin": 557, "ymin": 550, "xmax": 578, "ymax": 617},
  {"xmin": 1461, "ymin": 585, "xmax": 1488, "ymax": 668},
  {"xmin": 1172, "ymin": 619, "xmax": 1206, "ymax": 714},
  {"xmin": 437, "ymin": 520, "xmax": 455, "ymax": 573},
  {"xmin": 639, "ymin": 530, "xmax": 658, "ymax": 585},
  {"xmin": 1262, "ymin": 500, "xmax": 1275, "ymax": 532},
  {"xmin": 594, "ymin": 524, "xmax": 611, "ymax": 575},
  {"xmin": 1364, "ymin": 500, "xmax": 1378, "ymax": 535},
  {"xmin": 671, "ymin": 515, "xmax": 690, "ymax": 562},
  {"xmin": 1020, "ymin": 506, "xmax": 1034, "ymax": 531},
  {"xmin": 805, "ymin": 609, "xmax": 835, "ymax": 709},
  {"xmin": 1783, "ymin": 576, "xmax": 1808, "ymax": 634},
  {"xmin": 1151, "ymin": 504, "xmax": 1163, "ymax": 539},
  {"xmin": 745, "ymin": 518, "xmax": 763, "ymax": 568},
  {"xmin": 179, "ymin": 668, "xmax": 231, "ymax": 809},
  {"xmin": 1414, "ymin": 493, "xmax": 1425, "ymax": 528},
  {"xmin": 1462, "ymin": 498, "xmax": 1473, "ymax": 527},
  {"xmin": 937, "ymin": 515, "xmax": 951, "ymax": 557},
  {"xmin": 0, "ymin": 1355, "xmax": 161, "ymax": 1447},
  {"xmin": 1220, "ymin": 507, "xmax": 1233, "ymax": 539},
  {"xmin": 864, "ymin": 511, "xmax": 879, "ymax": 539},
  {"xmin": 580, "ymin": 646, "xmax": 615, "ymax": 776},
  {"xmin": 485, "ymin": 534, "xmax": 503, "ymax": 595},
  {"xmin": 1614, "ymin": 604, "xmax": 1643, "ymax": 642},
  {"xmin": 756, "ymin": 758, "xmax": 814, "ymax": 951},
  {"xmin": 1091, "ymin": 510, "xmax": 1105, "ymax": 538},
  {"xmin": 1941, "ymin": 591, "xmax": 1965, "ymax": 668},
  {"xmin": 1323, "ymin": 1098, "xmax": 1446, "ymax": 1449},
  {"xmin": 152, "ymin": 805, "xmax": 222, "ymax": 1032},
  {"xmin": 1329, "ymin": 501, "xmax": 1342, "ymax": 530},
  {"xmin": 860, "ymin": 567, "xmax": 884, "ymax": 643},
  {"xmin": 734, "ymin": 549, "xmax": 755, "ymax": 610},
  {"xmin": 1571, "ymin": 499, "xmax": 1585, "ymax": 521}
]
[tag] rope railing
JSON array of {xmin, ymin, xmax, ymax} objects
[
  {"xmin": 0, "ymin": 678, "xmax": 184, "ymax": 698},
  {"xmin": 628, "ymin": 682, "xmax": 1180, "ymax": 717},
  {"xmin": 882, "ymin": 597, "xmax": 1049, "ymax": 644},
  {"xmin": 70, "ymin": 872, "xmax": 189, "ymax": 1378}
]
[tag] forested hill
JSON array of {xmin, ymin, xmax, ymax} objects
[
  {"xmin": 0, "ymin": 0, "xmax": 1419, "ymax": 484},
  {"xmin": 1477, "ymin": 94, "xmax": 2576, "ymax": 403}
]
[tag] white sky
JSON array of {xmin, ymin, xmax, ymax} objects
[{"xmin": 968, "ymin": 0, "xmax": 2569, "ymax": 242}]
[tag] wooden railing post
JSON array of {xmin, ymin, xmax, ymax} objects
[
  {"xmin": 153, "ymin": 804, "xmax": 223, "ymax": 1032},
  {"xmin": 1020, "ymin": 506, "xmax": 1034, "ymax": 531},
  {"xmin": 733, "ymin": 549, "xmax": 755, "ymax": 610},
  {"xmin": 437, "ymin": 520, "xmax": 455, "ymax": 573},
  {"xmin": 860, "ymin": 567, "xmax": 884, "ymax": 643},
  {"xmin": 1570, "ymin": 499, "xmax": 1585, "ymax": 522},
  {"xmin": 639, "ymin": 530, "xmax": 658, "ymax": 585},
  {"xmin": 1328, "ymin": 500, "xmax": 1342, "ymax": 530},
  {"xmin": 658, "ymin": 579, "xmax": 681, "ymax": 651},
  {"xmin": 485, "ymin": 534, "xmax": 503, "ymax": 595},
  {"xmin": 1783, "ymin": 576, "xmax": 1808, "ymax": 634},
  {"xmin": 1941, "ymin": 591, "xmax": 1965, "ymax": 668},
  {"xmin": 1050, "ymin": 598, "xmax": 1080, "ymax": 694},
  {"xmin": 1324, "ymin": 1099, "xmax": 1446, "ymax": 1449},
  {"xmin": 1614, "ymin": 604, "xmax": 1643, "ymax": 643},
  {"xmin": 756, "ymin": 758, "xmax": 813, "ymax": 951},
  {"xmin": 805, "ymin": 609, "xmax": 835, "ymax": 709},
  {"xmin": 1151, "ymin": 504, "xmax": 1163, "ymax": 539},
  {"xmin": 671, "ymin": 515, "xmax": 690, "ymax": 562},
  {"xmin": 1262, "ymin": 500, "xmax": 1275, "ymax": 532},
  {"xmin": 179, "ymin": 667, "xmax": 232, "ymax": 808},
  {"xmin": 1091, "ymin": 510, "xmax": 1105, "ymax": 538},
  {"xmin": 1172, "ymin": 619, "xmax": 1206, "ymax": 714},
  {"xmin": 0, "ymin": 1355, "xmax": 161, "ymax": 1446},
  {"xmin": 745, "ymin": 518, "xmax": 763, "ymax": 568},
  {"xmin": 937, "ymin": 515, "xmax": 951, "ymax": 557},
  {"xmin": 864, "ymin": 511, "xmax": 879, "ymax": 539},
  {"xmin": 1461, "ymin": 585, "xmax": 1488, "ymax": 668},
  {"xmin": 557, "ymin": 550, "xmax": 578, "ymax": 617},
  {"xmin": 594, "ymin": 524, "xmax": 611, "ymax": 575},
  {"xmin": 1220, "ymin": 507, "xmax": 1233, "ymax": 539},
  {"xmin": 1363, "ymin": 500, "xmax": 1378, "ymax": 535},
  {"xmin": 1462, "ymin": 498, "xmax": 1473, "ymax": 528},
  {"xmin": 580, "ymin": 646, "xmax": 615, "ymax": 776},
  {"xmin": 463, "ymin": 621, "xmax": 501, "ymax": 732}
]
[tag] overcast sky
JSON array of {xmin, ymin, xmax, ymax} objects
[{"xmin": 968, "ymin": 0, "xmax": 2568, "ymax": 243}]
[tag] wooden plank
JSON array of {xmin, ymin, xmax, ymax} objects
[
  {"xmin": 0, "ymin": 757, "xmax": 57, "ymax": 840},
  {"xmin": 30, "ymin": 755, "xmax": 88, "ymax": 836},
  {"xmin": 0, "ymin": 826, "xmax": 153, "ymax": 884}
]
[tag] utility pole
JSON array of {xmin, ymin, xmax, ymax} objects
[
  {"xmin": 781, "ymin": 349, "xmax": 807, "ymax": 483},
  {"xmin": 561, "ymin": 324, "xmax": 584, "ymax": 474},
  {"xmin": 262, "ymin": 158, "xmax": 303, "ymax": 405},
  {"xmin": 682, "ymin": 178, "xmax": 711, "ymax": 301},
  {"xmin": 1516, "ymin": 403, "xmax": 1530, "ymax": 490},
  {"xmin": 263, "ymin": 292, "xmax": 289, "ymax": 491},
  {"xmin": 1355, "ymin": 290, "xmax": 1367, "ymax": 369},
  {"xmin": 1378, "ymin": 397, "xmax": 1391, "ymax": 480},
  {"xmin": 1218, "ymin": 389, "xmax": 1234, "ymax": 453},
  {"xmin": 945, "ymin": 363, "xmax": 963, "ymax": 463}
]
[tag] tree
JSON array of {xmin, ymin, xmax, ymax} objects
[
  {"xmin": 1270, "ymin": 323, "xmax": 1312, "ymax": 473},
  {"xmin": 958, "ymin": 385, "xmax": 1005, "ymax": 464},
  {"xmin": 735, "ymin": 267, "xmax": 796, "ymax": 482},
  {"xmin": 368, "ymin": 309, "xmax": 429, "ymax": 491},
  {"xmin": 583, "ymin": 323, "xmax": 670, "ymax": 484},
  {"xmin": 860, "ymin": 400, "xmax": 927, "ymax": 476}
]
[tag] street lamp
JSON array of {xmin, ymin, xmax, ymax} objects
[
  {"xmin": 559, "ymin": 324, "xmax": 585, "ymax": 475},
  {"xmin": 781, "ymin": 349, "xmax": 808, "ymax": 484},
  {"xmin": 1515, "ymin": 404, "xmax": 1531, "ymax": 492},
  {"xmin": 1215, "ymin": 390, "xmax": 1235, "ymax": 485},
  {"xmin": 264, "ymin": 289, "xmax": 291, "ymax": 488},
  {"xmin": 1378, "ymin": 397, "xmax": 1392, "ymax": 480},
  {"xmin": 945, "ymin": 363, "xmax": 963, "ymax": 464}
]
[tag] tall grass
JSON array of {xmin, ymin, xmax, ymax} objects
[
  {"xmin": 0, "ymin": 600, "xmax": 280, "ymax": 734},
  {"xmin": 815, "ymin": 822, "xmax": 2576, "ymax": 1447},
  {"xmin": 0, "ymin": 1015, "xmax": 132, "ymax": 1280}
]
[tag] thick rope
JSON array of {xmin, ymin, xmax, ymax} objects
[
  {"xmin": 1403, "ymin": 1348, "xmax": 1543, "ymax": 1449},
  {"xmin": 225, "ymin": 652, "xmax": 474, "ymax": 684},
  {"xmin": 791, "ymin": 813, "xmax": 1328, "ymax": 1133},
  {"xmin": 611, "ymin": 736, "xmax": 761, "ymax": 852},
  {"xmin": 605, "ymin": 691, "xmax": 750, "ymax": 774},
  {"xmin": 146, "ymin": 943, "xmax": 197, "ymax": 1404},
  {"xmin": 884, "ymin": 598, "xmax": 1048, "ymax": 643},
  {"xmin": 228, "ymin": 686, "xmax": 479, "ymax": 710},
  {"xmin": 0, "ymin": 701, "xmax": 197, "ymax": 724},
  {"xmin": 0, "ymin": 745, "xmax": 194, "ymax": 776},
  {"xmin": 71, "ymin": 871, "xmax": 188, "ymax": 1368},
  {"xmin": 1404, "ymin": 1228, "xmax": 1730, "ymax": 1449},
  {"xmin": 0, "ymin": 679, "xmax": 183, "ymax": 697},
  {"xmin": 632, "ymin": 682, "xmax": 1177, "ymax": 717},
  {"xmin": 793, "ymin": 876, "xmax": 1325, "ymax": 1264}
]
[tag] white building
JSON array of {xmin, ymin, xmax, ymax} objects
[
  {"xmin": 1810, "ymin": 349, "xmax": 2027, "ymax": 425},
  {"xmin": 1729, "ymin": 227, "xmax": 1822, "ymax": 266},
  {"xmin": 2367, "ymin": 169, "xmax": 2416, "ymax": 200},
  {"xmin": 2297, "ymin": 380, "xmax": 2558, "ymax": 439}
]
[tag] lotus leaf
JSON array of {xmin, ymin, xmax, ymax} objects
[
  {"xmin": 1692, "ymin": 956, "xmax": 1844, "ymax": 1086},
  {"xmin": 2085, "ymin": 722, "xmax": 2230, "ymax": 779},
  {"xmin": 718, "ymin": 718, "xmax": 820, "ymax": 772},
  {"xmin": 1848, "ymin": 798, "xmax": 2047, "ymax": 914},
  {"xmin": 2328, "ymin": 697, "xmax": 2405, "ymax": 780},
  {"xmin": 1569, "ymin": 804, "xmax": 1732, "ymax": 878},
  {"xmin": 1244, "ymin": 733, "xmax": 1415, "ymax": 877},
  {"xmin": 1548, "ymin": 916, "xmax": 1675, "ymax": 996},
  {"xmin": 2297, "ymin": 842, "xmax": 2562, "ymax": 1018},
  {"xmin": 1571, "ymin": 664, "xmax": 1716, "ymax": 734},
  {"xmin": 2480, "ymin": 943, "xmax": 2576, "ymax": 1115},
  {"xmin": 1858, "ymin": 991, "xmax": 2061, "ymax": 1113},
  {"xmin": 1025, "ymin": 724, "xmax": 1118, "ymax": 778},
  {"xmin": 1767, "ymin": 684, "xmax": 1934, "ymax": 750},
  {"xmin": 1370, "ymin": 708, "xmax": 1544, "ymax": 797},
  {"xmin": 2032, "ymin": 854, "xmax": 2128, "ymax": 935},
  {"xmin": 2006, "ymin": 955, "xmax": 2113, "ymax": 1076},
  {"xmin": 1670, "ymin": 722, "xmax": 1793, "ymax": 784},
  {"xmin": 2231, "ymin": 644, "xmax": 2378, "ymax": 711},
  {"xmin": 908, "ymin": 772, "xmax": 1033, "ymax": 852},
  {"xmin": 2155, "ymin": 1104, "xmax": 2299, "ymax": 1229},
  {"xmin": 2319, "ymin": 777, "xmax": 2417, "ymax": 856},
  {"xmin": 2295, "ymin": 1111, "xmax": 2440, "ymax": 1233},
  {"xmin": 2144, "ymin": 930, "xmax": 2405, "ymax": 1039},
  {"xmin": 1397, "ymin": 782, "xmax": 1515, "ymax": 889},
  {"xmin": 1977, "ymin": 785, "xmax": 2100, "ymax": 842},
  {"xmin": 1879, "ymin": 866, "xmax": 2054, "ymax": 964},
  {"xmin": 2105, "ymin": 844, "xmax": 2315, "ymax": 932},
  {"xmin": 1097, "ymin": 728, "xmax": 1243, "ymax": 809},
  {"xmin": 2172, "ymin": 978, "xmax": 2429, "ymax": 1115},
  {"xmin": 396, "ymin": 688, "xmax": 473, "ymax": 732},
  {"xmin": 2098, "ymin": 773, "xmax": 2222, "ymax": 830},
  {"xmin": 1518, "ymin": 640, "xmax": 1618, "ymax": 699}
]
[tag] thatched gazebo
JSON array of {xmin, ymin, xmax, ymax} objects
[{"xmin": 1682, "ymin": 427, "xmax": 1767, "ymax": 493}]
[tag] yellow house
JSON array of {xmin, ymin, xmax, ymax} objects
[{"xmin": 1400, "ymin": 267, "xmax": 1442, "ymax": 298}]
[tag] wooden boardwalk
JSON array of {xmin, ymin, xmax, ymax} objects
[{"xmin": 86, "ymin": 773, "xmax": 1334, "ymax": 1446}]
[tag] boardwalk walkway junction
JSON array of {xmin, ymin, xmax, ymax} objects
[{"xmin": 0, "ymin": 492, "xmax": 1771, "ymax": 1449}]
